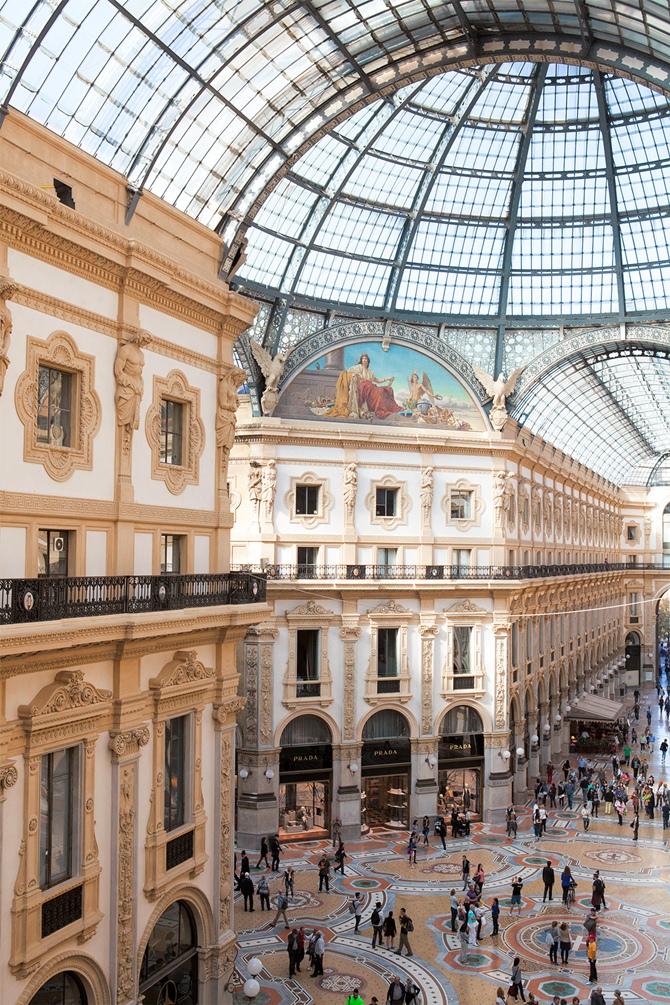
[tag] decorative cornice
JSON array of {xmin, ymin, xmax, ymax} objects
[
  {"xmin": 447, "ymin": 599, "xmax": 489, "ymax": 614},
  {"xmin": 149, "ymin": 649, "xmax": 215, "ymax": 690},
  {"xmin": 368, "ymin": 599, "xmax": 410, "ymax": 615},
  {"xmin": 109, "ymin": 726, "xmax": 150, "ymax": 758},
  {"xmin": 18, "ymin": 670, "xmax": 112, "ymax": 718},
  {"xmin": 286, "ymin": 600, "xmax": 334, "ymax": 617}
]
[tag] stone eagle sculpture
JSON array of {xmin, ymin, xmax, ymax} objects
[
  {"xmin": 471, "ymin": 364, "xmax": 524, "ymax": 431},
  {"xmin": 249, "ymin": 338, "xmax": 288, "ymax": 414}
]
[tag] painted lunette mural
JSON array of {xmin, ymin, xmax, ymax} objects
[{"xmin": 274, "ymin": 343, "xmax": 486, "ymax": 430}]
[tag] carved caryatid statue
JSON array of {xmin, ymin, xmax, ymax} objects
[
  {"xmin": 249, "ymin": 338, "xmax": 287, "ymax": 415},
  {"xmin": 114, "ymin": 332, "xmax": 150, "ymax": 452},
  {"xmin": 261, "ymin": 459, "xmax": 277, "ymax": 522},
  {"xmin": 0, "ymin": 280, "xmax": 18, "ymax": 397},
  {"xmin": 216, "ymin": 365, "xmax": 246, "ymax": 474},
  {"xmin": 471, "ymin": 364, "xmax": 524, "ymax": 432}
]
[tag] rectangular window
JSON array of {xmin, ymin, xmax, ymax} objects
[
  {"xmin": 164, "ymin": 715, "xmax": 189, "ymax": 832},
  {"xmin": 378, "ymin": 548, "xmax": 398, "ymax": 567},
  {"xmin": 376, "ymin": 487, "xmax": 397, "ymax": 518},
  {"xmin": 538, "ymin": 616, "xmax": 544, "ymax": 654},
  {"xmin": 161, "ymin": 534, "xmax": 182, "ymax": 574},
  {"xmin": 377, "ymin": 627, "xmax": 399, "ymax": 692},
  {"xmin": 38, "ymin": 529, "xmax": 69, "ymax": 577},
  {"xmin": 160, "ymin": 399, "xmax": 184, "ymax": 465},
  {"xmin": 453, "ymin": 549, "xmax": 471, "ymax": 574},
  {"xmin": 37, "ymin": 365, "xmax": 72, "ymax": 447},
  {"xmin": 39, "ymin": 747, "xmax": 79, "ymax": 889},
  {"xmin": 630, "ymin": 592, "xmax": 639, "ymax": 617},
  {"xmin": 627, "ymin": 525, "xmax": 637, "ymax": 541},
  {"xmin": 453, "ymin": 626, "xmax": 473, "ymax": 687},
  {"xmin": 526, "ymin": 620, "xmax": 532, "ymax": 660},
  {"xmin": 550, "ymin": 615, "xmax": 555, "ymax": 650},
  {"xmin": 523, "ymin": 550, "xmax": 530, "ymax": 566},
  {"xmin": 450, "ymin": 490, "xmax": 472, "ymax": 520},
  {"xmin": 296, "ymin": 629, "xmax": 320, "ymax": 697},
  {"xmin": 296, "ymin": 484, "xmax": 319, "ymax": 515},
  {"xmin": 511, "ymin": 623, "xmax": 518, "ymax": 665},
  {"xmin": 297, "ymin": 546, "xmax": 318, "ymax": 577},
  {"xmin": 628, "ymin": 554, "xmax": 638, "ymax": 566}
]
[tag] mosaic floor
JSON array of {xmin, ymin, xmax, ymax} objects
[{"xmin": 234, "ymin": 707, "xmax": 670, "ymax": 1003}]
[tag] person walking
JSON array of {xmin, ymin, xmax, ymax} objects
[
  {"xmin": 510, "ymin": 876, "xmax": 523, "ymax": 915},
  {"xmin": 510, "ymin": 957, "xmax": 526, "ymax": 1002},
  {"xmin": 407, "ymin": 833, "xmax": 417, "ymax": 865},
  {"xmin": 383, "ymin": 910, "xmax": 397, "ymax": 950},
  {"xmin": 386, "ymin": 976, "xmax": 406, "ymax": 1003},
  {"xmin": 347, "ymin": 990, "xmax": 365, "ymax": 1005},
  {"xmin": 422, "ymin": 814, "xmax": 430, "ymax": 846},
  {"xmin": 458, "ymin": 920, "xmax": 470, "ymax": 964},
  {"xmin": 462, "ymin": 854, "xmax": 470, "ymax": 890},
  {"xmin": 547, "ymin": 920, "xmax": 560, "ymax": 964},
  {"xmin": 334, "ymin": 841, "xmax": 347, "ymax": 874},
  {"xmin": 396, "ymin": 907, "xmax": 414, "ymax": 956},
  {"xmin": 450, "ymin": 889, "xmax": 459, "ymax": 932},
  {"xmin": 352, "ymin": 892, "xmax": 364, "ymax": 932},
  {"xmin": 287, "ymin": 928, "xmax": 301, "ymax": 977},
  {"xmin": 587, "ymin": 934, "xmax": 598, "ymax": 983},
  {"xmin": 311, "ymin": 930, "xmax": 325, "ymax": 976},
  {"xmin": 559, "ymin": 922, "xmax": 572, "ymax": 964},
  {"xmin": 272, "ymin": 891, "xmax": 290, "ymax": 928},
  {"xmin": 438, "ymin": 817, "xmax": 447, "ymax": 850},
  {"xmin": 542, "ymin": 860, "xmax": 555, "ymax": 901},
  {"xmin": 240, "ymin": 872, "xmax": 255, "ymax": 911},
  {"xmin": 256, "ymin": 836, "xmax": 270, "ymax": 869},
  {"xmin": 631, "ymin": 811, "xmax": 640, "ymax": 840},
  {"xmin": 332, "ymin": 816, "xmax": 342, "ymax": 849},
  {"xmin": 284, "ymin": 866, "xmax": 295, "ymax": 897},
  {"xmin": 270, "ymin": 833, "xmax": 281, "ymax": 872},
  {"xmin": 257, "ymin": 874, "xmax": 270, "ymax": 911},
  {"xmin": 662, "ymin": 738, "xmax": 669, "ymax": 763},
  {"xmin": 371, "ymin": 901, "xmax": 384, "ymax": 948},
  {"xmin": 404, "ymin": 978, "xmax": 421, "ymax": 1005},
  {"xmin": 581, "ymin": 802, "xmax": 591, "ymax": 831},
  {"xmin": 318, "ymin": 854, "xmax": 331, "ymax": 892},
  {"xmin": 491, "ymin": 896, "xmax": 500, "ymax": 935}
]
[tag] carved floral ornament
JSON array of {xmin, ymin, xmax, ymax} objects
[
  {"xmin": 149, "ymin": 649, "xmax": 215, "ymax": 691},
  {"xmin": 18, "ymin": 671, "xmax": 112, "ymax": 721},
  {"xmin": 145, "ymin": 369, "xmax": 205, "ymax": 494},
  {"xmin": 15, "ymin": 330, "xmax": 102, "ymax": 481}
]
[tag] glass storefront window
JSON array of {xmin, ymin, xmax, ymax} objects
[
  {"xmin": 28, "ymin": 972, "xmax": 87, "ymax": 1005},
  {"xmin": 279, "ymin": 780, "xmax": 329, "ymax": 834},
  {"xmin": 140, "ymin": 901, "xmax": 198, "ymax": 1005},
  {"xmin": 438, "ymin": 767, "xmax": 481, "ymax": 816},
  {"xmin": 363, "ymin": 774, "xmax": 409, "ymax": 828}
]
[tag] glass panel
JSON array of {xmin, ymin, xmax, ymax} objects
[
  {"xmin": 453, "ymin": 626, "xmax": 472, "ymax": 675},
  {"xmin": 164, "ymin": 716, "xmax": 187, "ymax": 832},
  {"xmin": 37, "ymin": 366, "xmax": 72, "ymax": 447},
  {"xmin": 296, "ymin": 629, "xmax": 320, "ymax": 696},
  {"xmin": 161, "ymin": 535, "xmax": 181, "ymax": 574},
  {"xmin": 362, "ymin": 709, "xmax": 409, "ymax": 739},
  {"xmin": 296, "ymin": 485, "xmax": 319, "ymax": 514},
  {"xmin": 279, "ymin": 780, "xmax": 329, "ymax": 834},
  {"xmin": 280, "ymin": 714, "xmax": 332, "ymax": 746},
  {"xmin": 38, "ymin": 530, "xmax": 69, "ymax": 577},
  {"xmin": 39, "ymin": 747, "xmax": 76, "ymax": 889},
  {"xmin": 27, "ymin": 971, "xmax": 87, "ymax": 1005},
  {"xmin": 377, "ymin": 628, "xmax": 398, "ymax": 678},
  {"xmin": 441, "ymin": 706, "xmax": 484, "ymax": 734},
  {"xmin": 450, "ymin": 491, "xmax": 472, "ymax": 520},
  {"xmin": 160, "ymin": 400, "xmax": 183, "ymax": 465}
]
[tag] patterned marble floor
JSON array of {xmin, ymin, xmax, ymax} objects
[{"xmin": 233, "ymin": 704, "xmax": 670, "ymax": 1003}]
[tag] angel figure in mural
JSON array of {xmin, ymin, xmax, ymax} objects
[
  {"xmin": 249, "ymin": 338, "xmax": 287, "ymax": 414},
  {"xmin": 471, "ymin": 364, "xmax": 524, "ymax": 431},
  {"xmin": 330, "ymin": 352, "xmax": 402, "ymax": 420},
  {"xmin": 407, "ymin": 370, "xmax": 443, "ymax": 413}
]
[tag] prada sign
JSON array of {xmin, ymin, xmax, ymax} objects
[
  {"xmin": 439, "ymin": 733, "xmax": 484, "ymax": 760},
  {"xmin": 362, "ymin": 739, "xmax": 411, "ymax": 767},
  {"xmin": 280, "ymin": 744, "xmax": 332, "ymax": 774}
]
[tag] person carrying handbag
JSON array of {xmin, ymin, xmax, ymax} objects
[{"xmin": 510, "ymin": 957, "xmax": 526, "ymax": 1001}]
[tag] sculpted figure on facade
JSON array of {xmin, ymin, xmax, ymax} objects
[
  {"xmin": 471, "ymin": 363, "xmax": 524, "ymax": 431},
  {"xmin": 262, "ymin": 459, "xmax": 277, "ymax": 522},
  {"xmin": 344, "ymin": 463, "xmax": 357, "ymax": 523},
  {"xmin": 572, "ymin": 499, "xmax": 579, "ymax": 540},
  {"xmin": 519, "ymin": 478, "xmax": 530, "ymax": 532},
  {"xmin": 0, "ymin": 280, "xmax": 17, "ymax": 397},
  {"xmin": 493, "ymin": 470, "xmax": 510, "ymax": 531},
  {"xmin": 249, "ymin": 337, "xmax": 287, "ymax": 414},
  {"xmin": 554, "ymin": 492, "xmax": 563, "ymax": 537},
  {"xmin": 420, "ymin": 466, "xmax": 434, "ymax": 525},
  {"xmin": 249, "ymin": 461, "xmax": 263, "ymax": 529},
  {"xmin": 543, "ymin": 489, "xmax": 553, "ymax": 536},
  {"xmin": 114, "ymin": 332, "xmax": 149, "ymax": 454},
  {"xmin": 531, "ymin": 483, "xmax": 542, "ymax": 535},
  {"xmin": 216, "ymin": 366, "xmax": 246, "ymax": 474}
]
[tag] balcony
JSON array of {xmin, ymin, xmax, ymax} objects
[
  {"xmin": 232, "ymin": 562, "xmax": 655, "ymax": 582},
  {"xmin": 0, "ymin": 572, "xmax": 266, "ymax": 625}
]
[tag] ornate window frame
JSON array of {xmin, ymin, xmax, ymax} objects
[
  {"xmin": 145, "ymin": 370, "xmax": 205, "ymax": 495},
  {"xmin": 365, "ymin": 600, "xmax": 413, "ymax": 705},
  {"xmin": 15, "ymin": 330, "xmax": 101, "ymax": 482},
  {"xmin": 282, "ymin": 601, "xmax": 334, "ymax": 708},
  {"xmin": 10, "ymin": 671, "xmax": 110, "ymax": 978},
  {"xmin": 442, "ymin": 600, "xmax": 488, "ymax": 697},
  {"xmin": 365, "ymin": 475, "xmax": 411, "ymax": 531},
  {"xmin": 284, "ymin": 471, "xmax": 334, "ymax": 529},
  {"xmin": 442, "ymin": 478, "xmax": 484, "ymax": 532},
  {"xmin": 145, "ymin": 650, "xmax": 210, "ymax": 902},
  {"xmin": 625, "ymin": 521, "xmax": 641, "ymax": 545}
]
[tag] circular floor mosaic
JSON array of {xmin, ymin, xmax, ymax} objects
[
  {"xmin": 587, "ymin": 849, "xmax": 643, "ymax": 865},
  {"xmin": 505, "ymin": 918, "xmax": 655, "ymax": 970},
  {"xmin": 317, "ymin": 969, "xmax": 368, "ymax": 994}
]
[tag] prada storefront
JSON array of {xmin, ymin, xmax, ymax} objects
[
  {"xmin": 362, "ymin": 710, "xmax": 411, "ymax": 829},
  {"xmin": 279, "ymin": 714, "xmax": 332, "ymax": 836},
  {"xmin": 438, "ymin": 706, "xmax": 484, "ymax": 818}
]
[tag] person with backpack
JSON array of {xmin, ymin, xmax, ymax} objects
[
  {"xmin": 257, "ymin": 874, "xmax": 270, "ymax": 910},
  {"xmin": 396, "ymin": 907, "xmax": 414, "ymax": 956},
  {"xmin": 272, "ymin": 891, "xmax": 290, "ymax": 928},
  {"xmin": 510, "ymin": 957, "xmax": 526, "ymax": 1001},
  {"xmin": 287, "ymin": 928, "xmax": 301, "ymax": 976},
  {"xmin": 371, "ymin": 901, "xmax": 384, "ymax": 948},
  {"xmin": 592, "ymin": 871, "xmax": 606, "ymax": 911}
]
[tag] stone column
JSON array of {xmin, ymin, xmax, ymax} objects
[
  {"xmin": 410, "ymin": 737, "xmax": 439, "ymax": 822},
  {"xmin": 0, "ymin": 760, "xmax": 17, "ymax": 974},
  {"xmin": 484, "ymin": 737, "xmax": 512, "ymax": 822},
  {"xmin": 332, "ymin": 743, "xmax": 362, "ymax": 841}
]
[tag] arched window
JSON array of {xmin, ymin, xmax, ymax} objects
[
  {"xmin": 28, "ymin": 972, "xmax": 87, "ymax": 1005},
  {"xmin": 362, "ymin": 709, "xmax": 410, "ymax": 740},
  {"xmin": 280, "ymin": 714, "xmax": 332, "ymax": 746},
  {"xmin": 440, "ymin": 706, "xmax": 483, "ymax": 735},
  {"xmin": 140, "ymin": 900, "xmax": 198, "ymax": 1001}
]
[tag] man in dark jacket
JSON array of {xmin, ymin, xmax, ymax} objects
[
  {"xmin": 386, "ymin": 976, "xmax": 406, "ymax": 1003},
  {"xmin": 590, "ymin": 987, "xmax": 606, "ymax": 1005},
  {"xmin": 240, "ymin": 872, "xmax": 255, "ymax": 911},
  {"xmin": 542, "ymin": 860, "xmax": 555, "ymax": 901}
]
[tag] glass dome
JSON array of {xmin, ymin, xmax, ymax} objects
[{"xmin": 238, "ymin": 62, "xmax": 670, "ymax": 325}]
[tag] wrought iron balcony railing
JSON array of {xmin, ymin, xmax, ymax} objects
[
  {"xmin": 232, "ymin": 561, "xmax": 658, "ymax": 582},
  {"xmin": 0, "ymin": 572, "xmax": 266, "ymax": 625}
]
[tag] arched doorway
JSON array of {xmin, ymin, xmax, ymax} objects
[
  {"xmin": 361, "ymin": 710, "xmax": 411, "ymax": 828},
  {"xmin": 139, "ymin": 900, "xmax": 199, "ymax": 1004},
  {"xmin": 625, "ymin": 630, "xmax": 641, "ymax": 687},
  {"xmin": 28, "ymin": 973, "xmax": 87, "ymax": 1005},
  {"xmin": 437, "ymin": 706, "xmax": 484, "ymax": 817},
  {"xmin": 279, "ymin": 714, "xmax": 332, "ymax": 837}
]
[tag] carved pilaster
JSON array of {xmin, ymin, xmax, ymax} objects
[
  {"xmin": 418, "ymin": 623, "xmax": 438, "ymax": 736},
  {"xmin": 339, "ymin": 625, "xmax": 361, "ymax": 742},
  {"xmin": 116, "ymin": 762, "xmax": 136, "ymax": 1004},
  {"xmin": 244, "ymin": 635, "xmax": 259, "ymax": 747},
  {"xmin": 260, "ymin": 638, "xmax": 276, "ymax": 746},
  {"xmin": 493, "ymin": 623, "xmax": 511, "ymax": 731},
  {"xmin": 219, "ymin": 730, "xmax": 233, "ymax": 932}
]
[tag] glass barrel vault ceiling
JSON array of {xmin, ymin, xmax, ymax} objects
[{"xmin": 237, "ymin": 62, "xmax": 670, "ymax": 323}]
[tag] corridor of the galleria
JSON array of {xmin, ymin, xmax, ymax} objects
[{"xmin": 6, "ymin": 3, "xmax": 670, "ymax": 1004}]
